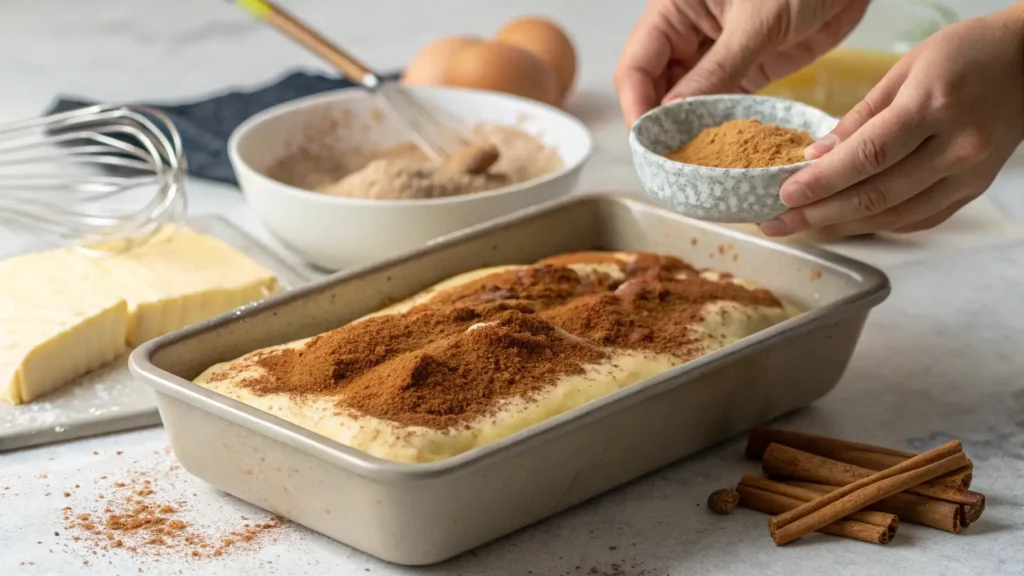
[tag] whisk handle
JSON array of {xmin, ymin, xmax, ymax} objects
[{"xmin": 231, "ymin": 0, "xmax": 379, "ymax": 87}]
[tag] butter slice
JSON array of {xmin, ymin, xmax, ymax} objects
[
  {"xmin": 2, "ymin": 226, "xmax": 279, "ymax": 404},
  {"xmin": 83, "ymin": 226, "xmax": 280, "ymax": 346},
  {"xmin": 0, "ymin": 251, "xmax": 128, "ymax": 404}
]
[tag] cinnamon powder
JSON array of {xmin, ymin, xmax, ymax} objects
[
  {"xmin": 665, "ymin": 119, "xmax": 815, "ymax": 168},
  {"xmin": 60, "ymin": 461, "xmax": 285, "ymax": 561},
  {"xmin": 236, "ymin": 252, "xmax": 781, "ymax": 429}
]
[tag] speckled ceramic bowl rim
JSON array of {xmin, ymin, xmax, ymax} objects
[
  {"xmin": 228, "ymin": 85, "xmax": 594, "ymax": 208},
  {"xmin": 629, "ymin": 94, "xmax": 837, "ymax": 174}
]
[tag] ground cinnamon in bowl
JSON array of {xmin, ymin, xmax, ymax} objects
[{"xmin": 665, "ymin": 119, "xmax": 816, "ymax": 169}]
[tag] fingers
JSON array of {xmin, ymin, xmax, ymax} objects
[
  {"xmin": 739, "ymin": 0, "xmax": 870, "ymax": 94},
  {"xmin": 616, "ymin": 67, "xmax": 660, "ymax": 126},
  {"xmin": 891, "ymin": 196, "xmax": 974, "ymax": 233},
  {"xmin": 800, "ymin": 0, "xmax": 871, "ymax": 56},
  {"xmin": 661, "ymin": 22, "xmax": 770, "ymax": 100},
  {"xmin": 614, "ymin": 13, "xmax": 674, "ymax": 125},
  {"xmin": 779, "ymin": 98, "xmax": 931, "ymax": 210},
  {"xmin": 819, "ymin": 178, "xmax": 973, "ymax": 237},
  {"xmin": 763, "ymin": 137, "xmax": 947, "ymax": 236},
  {"xmin": 802, "ymin": 55, "xmax": 913, "ymax": 161},
  {"xmin": 665, "ymin": 61, "xmax": 689, "ymax": 92}
]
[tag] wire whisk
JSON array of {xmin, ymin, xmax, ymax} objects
[
  {"xmin": 0, "ymin": 104, "xmax": 186, "ymax": 255},
  {"xmin": 230, "ymin": 0, "xmax": 498, "ymax": 173}
]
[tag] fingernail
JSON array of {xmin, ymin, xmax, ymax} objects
[
  {"xmin": 805, "ymin": 133, "xmax": 839, "ymax": 160},
  {"xmin": 663, "ymin": 96, "xmax": 684, "ymax": 105},
  {"xmin": 759, "ymin": 218, "xmax": 792, "ymax": 237},
  {"xmin": 780, "ymin": 182, "xmax": 813, "ymax": 208}
]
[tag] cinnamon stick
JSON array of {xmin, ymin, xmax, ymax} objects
[
  {"xmin": 746, "ymin": 428, "xmax": 911, "ymax": 460},
  {"xmin": 746, "ymin": 428, "xmax": 973, "ymax": 489},
  {"xmin": 961, "ymin": 500, "xmax": 986, "ymax": 525},
  {"xmin": 761, "ymin": 443, "xmax": 985, "ymax": 511},
  {"xmin": 769, "ymin": 443, "xmax": 969, "ymax": 546},
  {"xmin": 933, "ymin": 466, "xmax": 974, "ymax": 491},
  {"xmin": 790, "ymin": 480, "xmax": 964, "ymax": 534},
  {"xmin": 737, "ymin": 476, "xmax": 898, "ymax": 530},
  {"xmin": 736, "ymin": 485, "xmax": 894, "ymax": 545}
]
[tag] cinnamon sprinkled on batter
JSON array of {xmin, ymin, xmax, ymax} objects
[{"xmin": 225, "ymin": 251, "xmax": 782, "ymax": 429}]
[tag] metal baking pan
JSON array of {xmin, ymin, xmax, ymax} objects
[{"xmin": 130, "ymin": 193, "xmax": 890, "ymax": 565}]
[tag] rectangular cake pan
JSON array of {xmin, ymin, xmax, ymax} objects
[{"xmin": 130, "ymin": 193, "xmax": 890, "ymax": 565}]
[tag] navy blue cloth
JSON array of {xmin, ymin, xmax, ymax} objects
[{"xmin": 44, "ymin": 71, "xmax": 400, "ymax": 186}]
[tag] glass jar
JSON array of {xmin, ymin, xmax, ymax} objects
[{"xmin": 757, "ymin": 0, "xmax": 959, "ymax": 117}]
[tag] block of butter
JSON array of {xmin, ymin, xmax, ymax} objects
[
  {"xmin": 83, "ymin": 226, "xmax": 280, "ymax": 346},
  {"xmin": 1, "ymin": 251, "xmax": 128, "ymax": 404},
  {"xmin": 1, "ymin": 226, "xmax": 279, "ymax": 404}
]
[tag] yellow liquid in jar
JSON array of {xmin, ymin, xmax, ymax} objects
[{"xmin": 757, "ymin": 48, "xmax": 903, "ymax": 117}]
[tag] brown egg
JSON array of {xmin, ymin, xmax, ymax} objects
[
  {"xmin": 446, "ymin": 41, "xmax": 559, "ymax": 105},
  {"xmin": 401, "ymin": 36, "xmax": 483, "ymax": 86},
  {"xmin": 495, "ymin": 17, "xmax": 576, "ymax": 104}
]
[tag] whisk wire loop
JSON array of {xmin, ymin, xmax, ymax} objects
[
  {"xmin": 0, "ymin": 104, "xmax": 187, "ymax": 255},
  {"xmin": 371, "ymin": 78, "xmax": 473, "ymax": 166}
]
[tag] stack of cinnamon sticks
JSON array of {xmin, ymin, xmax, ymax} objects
[{"xmin": 719, "ymin": 428, "xmax": 986, "ymax": 546}]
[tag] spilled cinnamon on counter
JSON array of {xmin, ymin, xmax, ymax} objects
[
  {"xmin": 233, "ymin": 252, "xmax": 782, "ymax": 429},
  {"xmin": 665, "ymin": 119, "xmax": 815, "ymax": 168},
  {"xmin": 60, "ymin": 454, "xmax": 286, "ymax": 561}
]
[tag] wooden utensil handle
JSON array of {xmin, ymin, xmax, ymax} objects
[{"xmin": 234, "ymin": 0, "xmax": 376, "ymax": 85}]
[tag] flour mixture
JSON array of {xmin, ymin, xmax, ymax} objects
[{"xmin": 267, "ymin": 123, "xmax": 563, "ymax": 200}]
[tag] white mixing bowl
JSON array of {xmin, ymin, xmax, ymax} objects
[{"xmin": 229, "ymin": 86, "xmax": 592, "ymax": 271}]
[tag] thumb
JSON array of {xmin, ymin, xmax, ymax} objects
[{"xmin": 662, "ymin": 24, "xmax": 769, "ymax": 100}]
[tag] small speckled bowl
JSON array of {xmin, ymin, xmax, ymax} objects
[{"xmin": 629, "ymin": 95, "xmax": 838, "ymax": 223}]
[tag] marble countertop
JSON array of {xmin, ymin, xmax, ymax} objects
[{"xmin": 1, "ymin": 1, "xmax": 1022, "ymax": 574}]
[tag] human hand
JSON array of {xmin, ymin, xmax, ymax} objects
[
  {"xmin": 614, "ymin": 0, "xmax": 869, "ymax": 125},
  {"xmin": 762, "ymin": 6, "xmax": 1024, "ymax": 237}
]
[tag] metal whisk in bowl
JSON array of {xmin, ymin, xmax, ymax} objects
[
  {"xmin": 0, "ymin": 104, "xmax": 186, "ymax": 255},
  {"xmin": 231, "ymin": 0, "xmax": 498, "ymax": 172}
]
